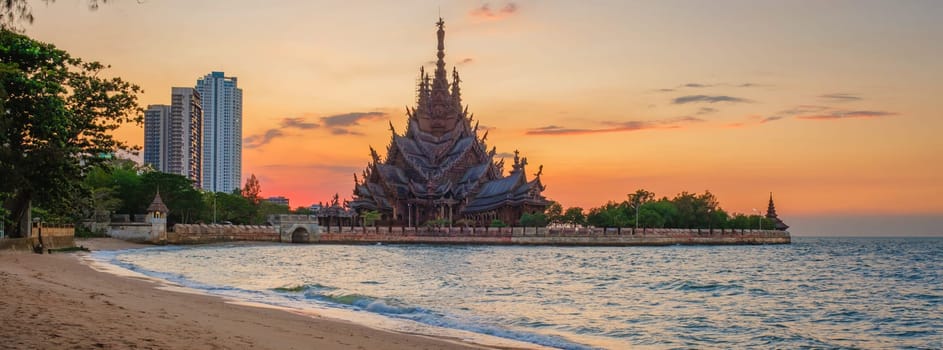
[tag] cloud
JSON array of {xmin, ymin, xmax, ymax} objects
[
  {"xmin": 797, "ymin": 110, "xmax": 897, "ymax": 121},
  {"xmin": 819, "ymin": 93, "xmax": 862, "ymax": 102},
  {"xmin": 696, "ymin": 107, "xmax": 718, "ymax": 115},
  {"xmin": 495, "ymin": 152, "xmax": 515, "ymax": 158},
  {"xmin": 281, "ymin": 117, "xmax": 319, "ymax": 129},
  {"xmin": 470, "ymin": 2, "xmax": 519, "ymax": 21},
  {"xmin": 525, "ymin": 117, "xmax": 703, "ymax": 136},
  {"xmin": 320, "ymin": 111, "xmax": 388, "ymax": 134},
  {"xmin": 244, "ymin": 112, "xmax": 386, "ymax": 149},
  {"xmin": 244, "ymin": 129, "xmax": 285, "ymax": 149},
  {"xmin": 654, "ymin": 82, "xmax": 766, "ymax": 92},
  {"xmin": 458, "ymin": 57, "xmax": 474, "ymax": 65},
  {"xmin": 244, "ymin": 117, "xmax": 321, "ymax": 149},
  {"xmin": 320, "ymin": 112, "xmax": 386, "ymax": 127},
  {"xmin": 764, "ymin": 105, "xmax": 895, "ymax": 123},
  {"xmin": 672, "ymin": 95, "xmax": 752, "ymax": 104}
]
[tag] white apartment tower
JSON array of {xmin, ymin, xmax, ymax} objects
[
  {"xmin": 196, "ymin": 71, "xmax": 243, "ymax": 193},
  {"xmin": 142, "ymin": 87, "xmax": 202, "ymax": 186}
]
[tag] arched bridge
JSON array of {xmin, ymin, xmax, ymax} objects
[{"xmin": 266, "ymin": 214, "xmax": 320, "ymax": 243}]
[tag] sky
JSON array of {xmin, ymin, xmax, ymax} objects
[{"xmin": 21, "ymin": 0, "xmax": 943, "ymax": 235}]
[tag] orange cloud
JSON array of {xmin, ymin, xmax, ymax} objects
[
  {"xmin": 797, "ymin": 110, "xmax": 897, "ymax": 121},
  {"xmin": 469, "ymin": 2, "xmax": 519, "ymax": 21},
  {"xmin": 525, "ymin": 117, "xmax": 702, "ymax": 136}
]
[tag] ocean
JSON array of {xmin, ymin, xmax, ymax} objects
[{"xmin": 93, "ymin": 237, "xmax": 943, "ymax": 349}]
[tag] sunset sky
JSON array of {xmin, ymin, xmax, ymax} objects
[{"xmin": 22, "ymin": 0, "xmax": 943, "ymax": 235}]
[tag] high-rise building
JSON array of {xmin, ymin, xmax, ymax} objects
[
  {"xmin": 265, "ymin": 196, "xmax": 290, "ymax": 207},
  {"xmin": 170, "ymin": 87, "xmax": 202, "ymax": 186},
  {"xmin": 196, "ymin": 71, "xmax": 243, "ymax": 193},
  {"xmin": 142, "ymin": 87, "xmax": 203, "ymax": 186},
  {"xmin": 143, "ymin": 104, "xmax": 170, "ymax": 171}
]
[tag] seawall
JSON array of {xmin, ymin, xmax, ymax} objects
[
  {"xmin": 0, "ymin": 225, "xmax": 75, "ymax": 252},
  {"xmin": 168, "ymin": 224, "xmax": 279, "ymax": 244},
  {"xmin": 315, "ymin": 227, "xmax": 790, "ymax": 246},
  {"xmin": 167, "ymin": 224, "xmax": 789, "ymax": 246}
]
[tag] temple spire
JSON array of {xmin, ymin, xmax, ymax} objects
[
  {"xmin": 765, "ymin": 193, "xmax": 790, "ymax": 231},
  {"xmin": 451, "ymin": 67, "xmax": 463, "ymax": 109},
  {"xmin": 766, "ymin": 192, "xmax": 777, "ymax": 217},
  {"xmin": 431, "ymin": 17, "xmax": 449, "ymax": 94}
]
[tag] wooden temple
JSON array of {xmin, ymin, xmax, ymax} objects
[
  {"xmin": 350, "ymin": 18, "xmax": 549, "ymax": 226},
  {"xmin": 766, "ymin": 193, "xmax": 789, "ymax": 231}
]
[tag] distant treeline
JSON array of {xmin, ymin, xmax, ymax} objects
[
  {"xmin": 75, "ymin": 159, "xmax": 301, "ymax": 225},
  {"xmin": 533, "ymin": 189, "xmax": 775, "ymax": 229}
]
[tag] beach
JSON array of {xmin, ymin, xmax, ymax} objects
[{"xmin": 0, "ymin": 238, "xmax": 496, "ymax": 350}]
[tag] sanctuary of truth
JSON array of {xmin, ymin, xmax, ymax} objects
[{"xmin": 350, "ymin": 18, "xmax": 550, "ymax": 226}]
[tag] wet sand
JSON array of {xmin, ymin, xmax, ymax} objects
[{"xmin": 0, "ymin": 238, "xmax": 512, "ymax": 350}]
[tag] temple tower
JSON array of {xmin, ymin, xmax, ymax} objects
[
  {"xmin": 765, "ymin": 193, "xmax": 789, "ymax": 231},
  {"xmin": 350, "ymin": 18, "xmax": 549, "ymax": 226}
]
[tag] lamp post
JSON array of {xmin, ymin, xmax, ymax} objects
[
  {"xmin": 213, "ymin": 192, "xmax": 218, "ymax": 224},
  {"xmin": 630, "ymin": 201, "xmax": 640, "ymax": 233}
]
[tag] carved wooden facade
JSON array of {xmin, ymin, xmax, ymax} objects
[{"xmin": 350, "ymin": 18, "xmax": 549, "ymax": 226}]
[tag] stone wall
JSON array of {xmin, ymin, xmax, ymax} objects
[
  {"xmin": 169, "ymin": 224, "xmax": 279, "ymax": 244},
  {"xmin": 107, "ymin": 223, "xmax": 153, "ymax": 242},
  {"xmin": 0, "ymin": 225, "xmax": 75, "ymax": 252},
  {"xmin": 311, "ymin": 226, "xmax": 790, "ymax": 246}
]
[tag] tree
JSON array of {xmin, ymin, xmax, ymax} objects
[
  {"xmin": 627, "ymin": 189, "xmax": 655, "ymax": 206},
  {"xmin": 2, "ymin": 0, "xmax": 109, "ymax": 31},
  {"xmin": 255, "ymin": 201, "xmax": 290, "ymax": 224},
  {"xmin": 586, "ymin": 201, "xmax": 631, "ymax": 227},
  {"xmin": 561, "ymin": 207, "xmax": 585, "ymax": 227},
  {"xmin": 0, "ymin": 30, "xmax": 141, "ymax": 236},
  {"xmin": 242, "ymin": 174, "xmax": 262, "ymax": 206},
  {"xmin": 205, "ymin": 192, "xmax": 253, "ymax": 224},
  {"xmin": 361, "ymin": 210, "xmax": 382, "ymax": 226},
  {"xmin": 139, "ymin": 172, "xmax": 204, "ymax": 224},
  {"xmin": 519, "ymin": 212, "xmax": 548, "ymax": 227},
  {"xmin": 292, "ymin": 206, "xmax": 312, "ymax": 215},
  {"xmin": 544, "ymin": 201, "xmax": 563, "ymax": 225}
]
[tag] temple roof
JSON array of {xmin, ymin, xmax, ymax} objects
[
  {"xmin": 350, "ymin": 18, "xmax": 549, "ymax": 217},
  {"xmin": 147, "ymin": 191, "xmax": 169, "ymax": 213},
  {"xmin": 765, "ymin": 193, "xmax": 789, "ymax": 231}
]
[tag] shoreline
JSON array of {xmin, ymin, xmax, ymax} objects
[{"xmin": 0, "ymin": 238, "xmax": 537, "ymax": 350}]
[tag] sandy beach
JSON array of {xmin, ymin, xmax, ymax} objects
[{"xmin": 0, "ymin": 238, "xmax": 504, "ymax": 350}]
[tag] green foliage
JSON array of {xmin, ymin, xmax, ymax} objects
[
  {"xmin": 585, "ymin": 189, "xmax": 744, "ymax": 229},
  {"xmin": 587, "ymin": 201, "xmax": 631, "ymax": 227},
  {"xmin": 0, "ymin": 29, "xmax": 141, "ymax": 235},
  {"xmin": 292, "ymin": 206, "xmax": 312, "ymax": 215},
  {"xmin": 489, "ymin": 219, "xmax": 507, "ymax": 228},
  {"xmin": 561, "ymin": 207, "xmax": 585, "ymax": 226},
  {"xmin": 205, "ymin": 192, "xmax": 254, "ymax": 224},
  {"xmin": 423, "ymin": 218, "xmax": 450, "ymax": 227},
  {"xmin": 256, "ymin": 201, "xmax": 290, "ymax": 223},
  {"xmin": 519, "ymin": 212, "xmax": 548, "ymax": 227},
  {"xmin": 454, "ymin": 218, "xmax": 475, "ymax": 227},
  {"xmin": 544, "ymin": 201, "xmax": 563, "ymax": 224},
  {"xmin": 361, "ymin": 210, "xmax": 382, "ymax": 226},
  {"xmin": 74, "ymin": 224, "xmax": 106, "ymax": 238}
]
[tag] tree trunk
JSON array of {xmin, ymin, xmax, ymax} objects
[{"xmin": 3, "ymin": 190, "xmax": 32, "ymax": 238}]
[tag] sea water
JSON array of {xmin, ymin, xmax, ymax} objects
[{"xmin": 93, "ymin": 237, "xmax": 943, "ymax": 349}]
